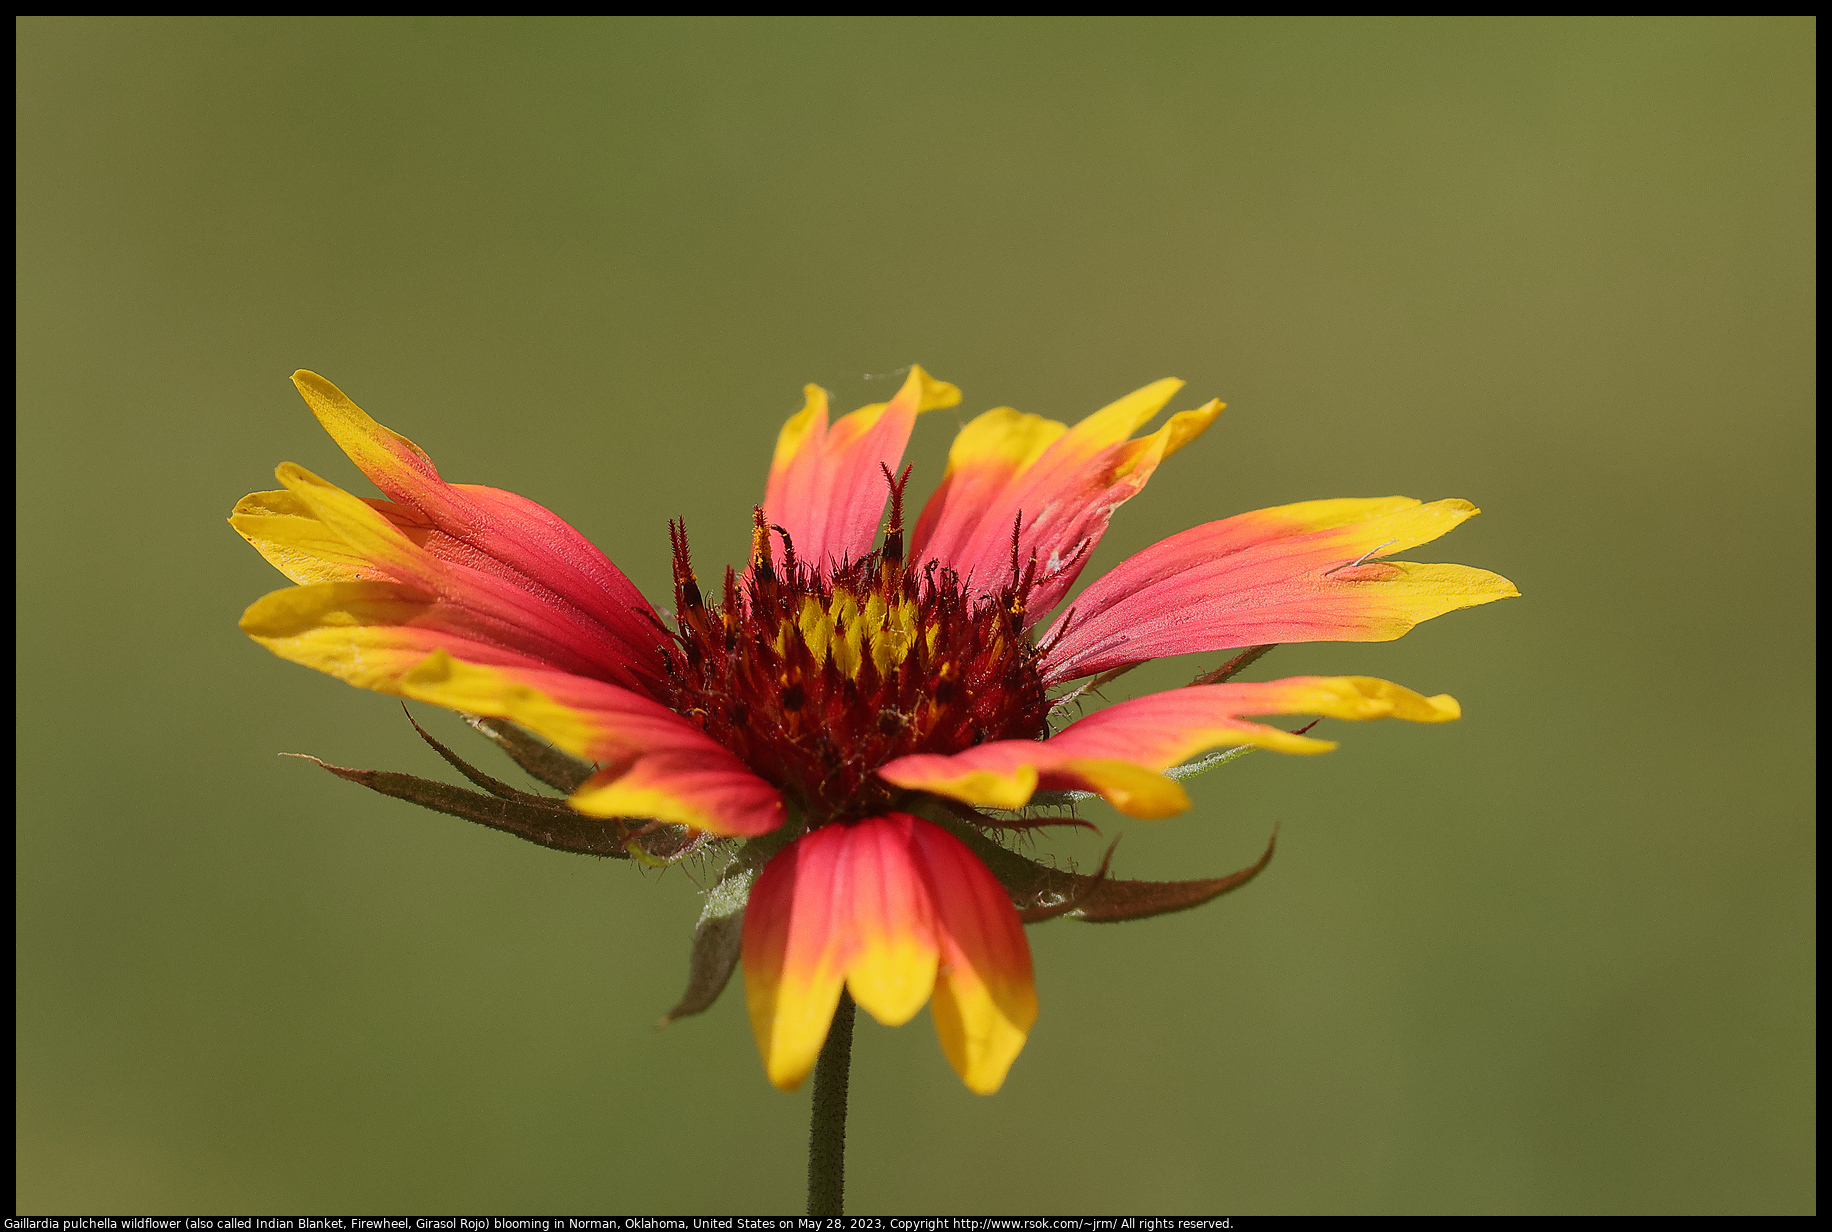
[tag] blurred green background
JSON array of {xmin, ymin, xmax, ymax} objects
[{"xmin": 16, "ymin": 15, "xmax": 1814, "ymax": 1215}]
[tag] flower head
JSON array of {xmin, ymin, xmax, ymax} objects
[{"xmin": 234, "ymin": 367, "xmax": 1516, "ymax": 1094}]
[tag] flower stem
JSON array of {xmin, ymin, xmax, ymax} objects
[{"xmin": 807, "ymin": 989, "xmax": 856, "ymax": 1217}]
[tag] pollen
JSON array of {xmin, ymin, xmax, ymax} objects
[{"xmin": 661, "ymin": 470, "xmax": 1050, "ymax": 821}]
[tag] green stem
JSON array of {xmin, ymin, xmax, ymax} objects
[{"xmin": 807, "ymin": 989, "xmax": 856, "ymax": 1217}]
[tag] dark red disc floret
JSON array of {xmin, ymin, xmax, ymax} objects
[{"xmin": 660, "ymin": 475, "xmax": 1050, "ymax": 822}]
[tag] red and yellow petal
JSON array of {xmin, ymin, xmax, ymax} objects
[
  {"xmin": 242, "ymin": 461, "xmax": 662, "ymax": 692},
  {"xmin": 879, "ymin": 675, "xmax": 1460, "ymax": 819},
  {"xmin": 743, "ymin": 817, "xmax": 943, "ymax": 1090},
  {"xmin": 567, "ymin": 746, "xmax": 787, "ymax": 838},
  {"xmin": 910, "ymin": 379, "xmax": 1221, "ymax": 621},
  {"xmin": 762, "ymin": 366, "xmax": 959, "ymax": 576},
  {"xmin": 266, "ymin": 371, "xmax": 669, "ymax": 692},
  {"xmin": 906, "ymin": 407, "xmax": 1066, "ymax": 567},
  {"xmin": 1043, "ymin": 497, "xmax": 1518, "ymax": 683},
  {"xmin": 743, "ymin": 823, "xmax": 863, "ymax": 1090},
  {"xmin": 840, "ymin": 816, "xmax": 941, "ymax": 1028},
  {"xmin": 741, "ymin": 815, "xmax": 1033, "ymax": 1094},
  {"xmin": 241, "ymin": 578, "xmax": 784, "ymax": 835},
  {"xmin": 908, "ymin": 818, "xmax": 1037, "ymax": 1094},
  {"xmin": 239, "ymin": 580, "xmax": 563, "ymax": 690},
  {"xmin": 398, "ymin": 653, "xmax": 786, "ymax": 837}
]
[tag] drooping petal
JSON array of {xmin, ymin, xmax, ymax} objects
[
  {"xmin": 907, "ymin": 818, "xmax": 1038, "ymax": 1094},
  {"xmin": 281, "ymin": 371, "xmax": 670, "ymax": 694},
  {"xmin": 741, "ymin": 815, "xmax": 1026, "ymax": 1092},
  {"xmin": 910, "ymin": 379, "xmax": 1221, "ymax": 621},
  {"xmin": 249, "ymin": 461, "xmax": 664, "ymax": 692},
  {"xmin": 839, "ymin": 815, "xmax": 942, "ymax": 1029},
  {"xmin": 567, "ymin": 747, "xmax": 786, "ymax": 838},
  {"xmin": 742, "ymin": 817, "xmax": 941, "ymax": 1088},
  {"xmin": 743, "ymin": 825, "xmax": 853, "ymax": 1090},
  {"xmin": 762, "ymin": 366, "xmax": 960, "ymax": 575},
  {"xmin": 880, "ymin": 676, "xmax": 1460, "ymax": 819},
  {"xmin": 1043, "ymin": 497, "xmax": 1518, "ymax": 684}
]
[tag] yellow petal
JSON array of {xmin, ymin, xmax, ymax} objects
[
  {"xmin": 1056, "ymin": 758, "xmax": 1192, "ymax": 820},
  {"xmin": 398, "ymin": 650, "xmax": 607, "ymax": 761},
  {"xmin": 239, "ymin": 582, "xmax": 445, "ymax": 691},
  {"xmin": 770, "ymin": 384, "xmax": 829, "ymax": 482},
  {"xmin": 944, "ymin": 407, "xmax": 1069, "ymax": 480},
  {"xmin": 230, "ymin": 490, "xmax": 387, "ymax": 585},
  {"xmin": 743, "ymin": 828, "xmax": 852, "ymax": 1090},
  {"xmin": 1110, "ymin": 398, "xmax": 1225, "ymax": 482},
  {"xmin": 274, "ymin": 462, "xmax": 427, "ymax": 582},
  {"xmin": 910, "ymin": 821, "xmax": 1037, "ymax": 1095},
  {"xmin": 840, "ymin": 818, "xmax": 940, "ymax": 1028},
  {"xmin": 1064, "ymin": 377, "xmax": 1186, "ymax": 452},
  {"xmin": 290, "ymin": 369, "xmax": 436, "ymax": 479},
  {"xmin": 844, "ymin": 364, "xmax": 966, "ymax": 432}
]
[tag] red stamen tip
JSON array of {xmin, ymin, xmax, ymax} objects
[
  {"xmin": 660, "ymin": 508, "xmax": 1049, "ymax": 821},
  {"xmin": 879, "ymin": 462, "xmax": 912, "ymax": 565}
]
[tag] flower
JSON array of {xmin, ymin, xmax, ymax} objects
[{"xmin": 233, "ymin": 367, "xmax": 1517, "ymax": 1094}]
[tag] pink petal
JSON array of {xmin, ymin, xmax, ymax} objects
[
  {"xmin": 740, "ymin": 814, "xmax": 1033, "ymax": 1094},
  {"xmin": 1043, "ymin": 497, "xmax": 1518, "ymax": 683},
  {"xmin": 290, "ymin": 371, "xmax": 670, "ymax": 696},
  {"xmin": 762, "ymin": 367, "xmax": 959, "ymax": 576},
  {"xmin": 910, "ymin": 380, "xmax": 1220, "ymax": 621},
  {"xmin": 881, "ymin": 675, "xmax": 1460, "ymax": 819},
  {"xmin": 906, "ymin": 818, "xmax": 1037, "ymax": 1094},
  {"xmin": 275, "ymin": 462, "xmax": 664, "ymax": 692}
]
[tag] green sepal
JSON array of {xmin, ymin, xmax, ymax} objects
[
  {"xmin": 461, "ymin": 711, "xmax": 596, "ymax": 793},
  {"xmin": 660, "ymin": 818, "xmax": 801, "ymax": 1025},
  {"xmin": 286, "ymin": 752, "xmax": 634, "ymax": 858},
  {"xmin": 918, "ymin": 799, "xmax": 1277, "ymax": 924}
]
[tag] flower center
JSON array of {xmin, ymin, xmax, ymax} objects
[{"xmin": 661, "ymin": 470, "xmax": 1050, "ymax": 821}]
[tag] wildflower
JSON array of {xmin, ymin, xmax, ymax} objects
[{"xmin": 234, "ymin": 368, "xmax": 1516, "ymax": 1095}]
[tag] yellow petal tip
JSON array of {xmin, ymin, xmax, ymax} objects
[
  {"xmin": 1423, "ymin": 693, "xmax": 1462, "ymax": 721},
  {"xmin": 906, "ymin": 363, "xmax": 962, "ymax": 411},
  {"xmin": 290, "ymin": 370, "xmax": 346, "ymax": 401},
  {"xmin": 766, "ymin": 1063, "xmax": 812, "ymax": 1092}
]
